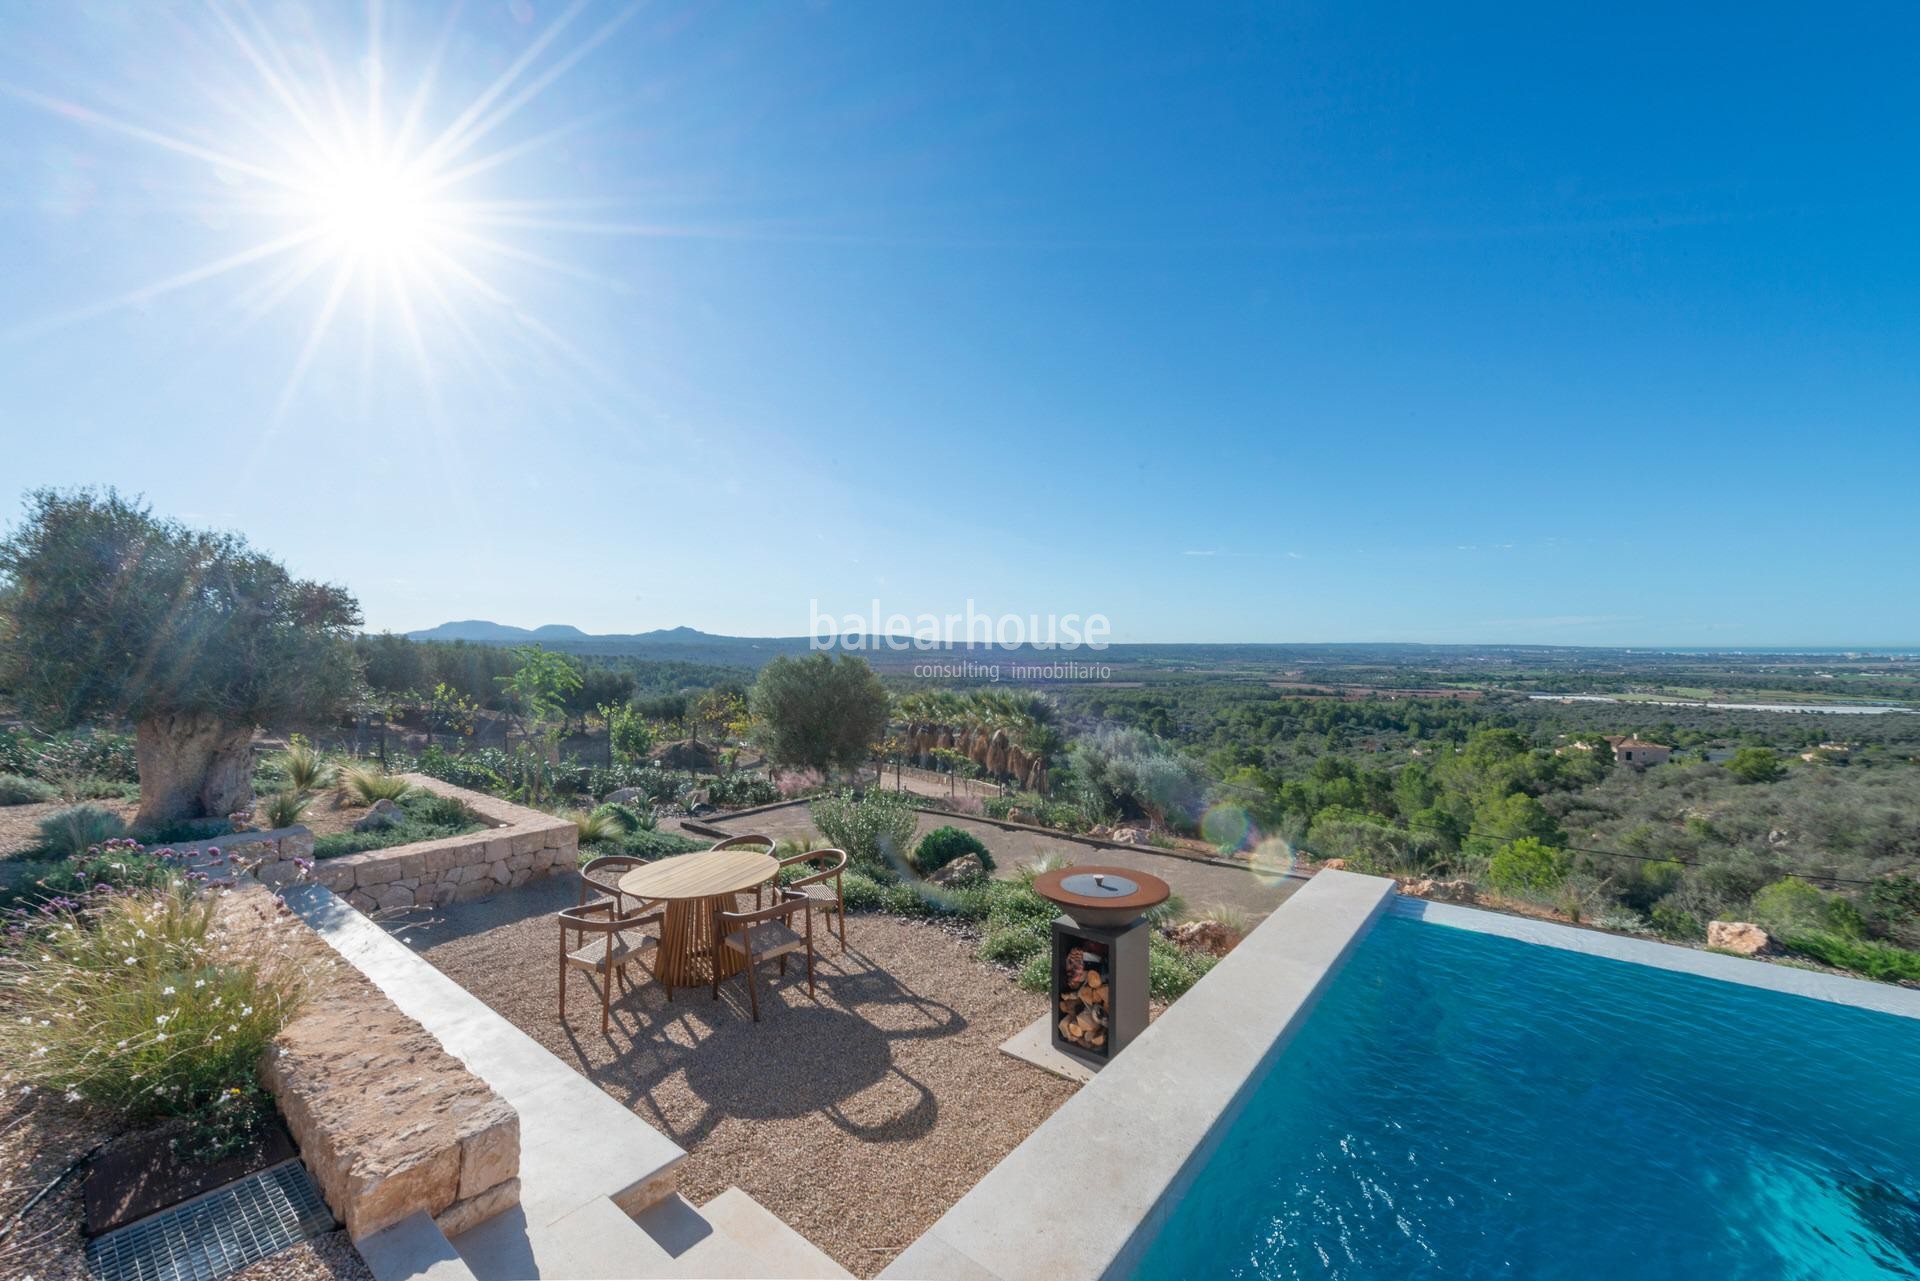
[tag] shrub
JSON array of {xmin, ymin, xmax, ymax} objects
[
  {"xmin": 1726, "ymin": 747, "xmax": 1787, "ymax": 784},
  {"xmin": 341, "ymin": 765, "xmax": 415, "ymax": 805},
  {"xmin": 0, "ymin": 880, "xmax": 306, "ymax": 1123},
  {"xmin": 37, "ymin": 804, "xmax": 129, "ymax": 857},
  {"xmin": 1648, "ymin": 901, "xmax": 1704, "ymax": 940},
  {"xmin": 1779, "ymin": 932, "xmax": 1920, "ymax": 983},
  {"xmin": 311, "ymin": 795, "xmax": 478, "ymax": 859},
  {"xmin": 980, "ymin": 924, "xmax": 1049, "ymax": 967},
  {"xmin": 590, "ymin": 801, "xmax": 646, "ymax": 834},
  {"xmin": 259, "ymin": 790, "xmax": 312, "ymax": 829},
  {"xmin": 276, "ymin": 735, "xmax": 336, "ymax": 793},
  {"xmin": 911, "ymin": 826, "xmax": 995, "ymax": 876},
  {"xmin": 1015, "ymin": 949, "xmax": 1050, "ymax": 993},
  {"xmin": 1751, "ymin": 877, "xmax": 1859, "ymax": 938},
  {"xmin": 705, "ymin": 774, "xmax": 780, "ymax": 809},
  {"xmin": 31, "ymin": 837, "xmax": 186, "ymax": 901},
  {"xmin": 1147, "ymin": 933, "xmax": 1220, "ymax": 1001},
  {"xmin": 1487, "ymin": 837, "xmax": 1568, "ymax": 894},
  {"xmin": 572, "ymin": 808, "xmax": 628, "ymax": 846},
  {"xmin": 810, "ymin": 789, "xmax": 919, "ymax": 877},
  {"xmin": 0, "ymin": 773, "xmax": 55, "ymax": 806}
]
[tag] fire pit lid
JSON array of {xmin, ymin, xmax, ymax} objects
[
  {"xmin": 1032, "ymin": 865, "xmax": 1171, "ymax": 918},
  {"xmin": 1060, "ymin": 872, "xmax": 1138, "ymax": 898}
]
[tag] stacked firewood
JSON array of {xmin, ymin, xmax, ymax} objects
[{"xmin": 1057, "ymin": 946, "xmax": 1109, "ymax": 1052}]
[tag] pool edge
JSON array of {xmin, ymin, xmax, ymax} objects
[
  {"xmin": 1393, "ymin": 897, "xmax": 1920, "ymax": 1023},
  {"xmin": 880, "ymin": 868, "xmax": 1399, "ymax": 1281}
]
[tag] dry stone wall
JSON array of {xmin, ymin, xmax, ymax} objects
[{"xmin": 255, "ymin": 774, "xmax": 577, "ymax": 914}]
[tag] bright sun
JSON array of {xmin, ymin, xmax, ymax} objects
[
  {"xmin": 313, "ymin": 156, "xmax": 434, "ymax": 257},
  {"xmin": 7, "ymin": 0, "xmax": 653, "ymax": 414}
]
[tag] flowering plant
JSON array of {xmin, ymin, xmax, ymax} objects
[{"xmin": 0, "ymin": 875, "xmax": 306, "ymax": 1124}]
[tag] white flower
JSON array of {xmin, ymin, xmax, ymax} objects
[
  {"xmin": 64, "ymin": 1090, "xmax": 81, "ymax": 1103},
  {"xmin": 193, "ymin": 979, "xmax": 205, "ymax": 989},
  {"xmin": 240, "ymin": 1005, "xmax": 253, "ymax": 1016},
  {"xmin": 33, "ymin": 1046, "xmax": 47, "ymax": 1057},
  {"xmin": 161, "ymin": 986, "xmax": 175, "ymax": 996},
  {"xmin": 153, "ymin": 1033, "xmax": 166, "ymax": 1043},
  {"xmin": 123, "ymin": 957, "xmax": 136, "ymax": 966}
]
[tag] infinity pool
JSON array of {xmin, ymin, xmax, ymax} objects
[{"xmin": 1134, "ymin": 913, "xmax": 1920, "ymax": 1280}]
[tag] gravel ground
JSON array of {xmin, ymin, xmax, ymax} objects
[
  {"xmin": 0, "ymin": 798, "xmax": 141, "ymax": 859},
  {"xmin": 406, "ymin": 876, "xmax": 1080, "ymax": 1278}
]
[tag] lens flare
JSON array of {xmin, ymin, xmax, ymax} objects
[
  {"xmin": 1200, "ymin": 803, "xmax": 1253, "ymax": 853},
  {"xmin": 1249, "ymin": 836, "xmax": 1299, "ymax": 887}
]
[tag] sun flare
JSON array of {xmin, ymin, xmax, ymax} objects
[
  {"xmin": 6, "ymin": 0, "xmax": 652, "ymax": 414},
  {"xmin": 310, "ymin": 155, "xmax": 436, "ymax": 258}
]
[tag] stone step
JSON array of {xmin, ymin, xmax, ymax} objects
[
  {"xmin": 697, "ymin": 1187, "xmax": 853, "ymax": 1278},
  {"xmin": 359, "ymin": 1211, "xmax": 481, "ymax": 1281}
]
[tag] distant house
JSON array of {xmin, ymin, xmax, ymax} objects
[{"xmin": 1611, "ymin": 736, "xmax": 1671, "ymax": 767}]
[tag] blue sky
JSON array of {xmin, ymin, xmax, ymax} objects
[{"xmin": 2, "ymin": 2, "xmax": 1915, "ymax": 646}]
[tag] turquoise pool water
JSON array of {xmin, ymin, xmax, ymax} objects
[{"xmin": 1134, "ymin": 914, "xmax": 1920, "ymax": 1280}]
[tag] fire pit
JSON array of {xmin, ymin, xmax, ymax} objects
[{"xmin": 1031, "ymin": 865, "xmax": 1170, "ymax": 1069}]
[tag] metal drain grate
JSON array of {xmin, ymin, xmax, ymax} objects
[{"xmin": 86, "ymin": 1159, "xmax": 335, "ymax": 1281}]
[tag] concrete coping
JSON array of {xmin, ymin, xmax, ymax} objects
[
  {"xmin": 881, "ymin": 868, "xmax": 1398, "ymax": 1281},
  {"xmin": 1396, "ymin": 897, "xmax": 1920, "ymax": 1022}
]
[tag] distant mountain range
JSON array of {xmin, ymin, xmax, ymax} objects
[{"xmin": 403, "ymin": 620, "xmax": 814, "ymax": 666}]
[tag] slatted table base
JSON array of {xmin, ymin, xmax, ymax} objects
[{"xmin": 658, "ymin": 893, "xmax": 747, "ymax": 989}]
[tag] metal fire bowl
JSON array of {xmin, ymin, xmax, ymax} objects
[{"xmin": 1032, "ymin": 865, "xmax": 1172, "ymax": 926}]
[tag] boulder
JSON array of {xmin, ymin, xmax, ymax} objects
[
  {"xmin": 927, "ymin": 853, "xmax": 987, "ymax": 888},
  {"xmin": 1006, "ymin": 808, "xmax": 1031, "ymax": 824},
  {"xmin": 1110, "ymin": 826, "xmax": 1151, "ymax": 846},
  {"xmin": 1167, "ymin": 919, "xmax": 1241, "ymax": 957},
  {"xmin": 1707, "ymin": 920, "xmax": 1772, "ymax": 956},
  {"xmin": 354, "ymin": 798, "xmax": 405, "ymax": 832},
  {"xmin": 1320, "ymin": 858, "xmax": 1347, "ymax": 871},
  {"xmin": 1088, "ymin": 825, "xmax": 1112, "ymax": 839},
  {"xmin": 605, "ymin": 787, "xmax": 646, "ymax": 806},
  {"xmin": 1400, "ymin": 877, "xmax": 1475, "ymax": 904}
]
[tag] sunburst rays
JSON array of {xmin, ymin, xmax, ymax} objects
[{"xmin": 3, "ymin": 0, "xmax": 651, "ymax": 416}]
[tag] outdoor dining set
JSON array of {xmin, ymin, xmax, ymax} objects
[{"xmin": 557, "ymin": 834, "xmax": 850, "ymax": 1031}]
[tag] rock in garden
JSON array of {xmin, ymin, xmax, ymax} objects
[
  {"xmin": 605, "ymin": 787, "xmax": 645, "ymax": 806},
  {"xmin": 1400, "ymin": 877, "xmax": 1475, "ymax": 904},
  {"xmin": 1110, "ymin": 826, "xmax": 1150, "ymax": 845},
  {"xmin": 1168, "ymin": 919, "xmax": 1241, "ymax": 957},
  {"xmin": 354, "ymin": 797, "xmax": 405, "ymax": 831},
  {"xmin": 1707, "ymin": 920, "xmax": 1772, "ymax": 956},
  {"xmin": 1321, "ymin": 858, "xmax": 1347, "ymax": 871},
  {"xmin": 927, "ymin": 853, "xmax": 986, "ymax": 887}
]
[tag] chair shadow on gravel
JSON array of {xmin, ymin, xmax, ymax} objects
[{"xmin": 556, "ymin": 944, "xmax": 963, "ymax": 1149}]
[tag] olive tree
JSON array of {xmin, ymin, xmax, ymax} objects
[
  {"xmin": 749, "ymin": 653, "xmax": 889, "ymax": 778},
  {"xmin": 0, "ymin": 490, "xmax": 362, "ymax": 826}
]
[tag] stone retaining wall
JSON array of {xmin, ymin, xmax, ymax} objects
[
  {"xmin": 256, "ymin": 774, "xmax": 577, "ymax": 915},
  {"xmin": 229, "ymin": 886, "xmax": 520, "ymax": 1240}
]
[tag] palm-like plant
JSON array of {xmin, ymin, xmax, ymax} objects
[
  {"xmin": 341, "ymin": 764, "xmax": 414, "ymax": 805},
  {"xmin": 277, "ymin": 735, "xmax": 336, "ymax": 792},
  {"xmin": 260, "ymin": 789, "xmax": 313, "ymax": 828}
]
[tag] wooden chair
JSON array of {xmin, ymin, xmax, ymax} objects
[
  {"xmin": 714, "ymin": 889, "xmax": 816, "ymax": 1021},
  {"xmin": 765, "ymin": 847, "xmax": 849, "ymax": 953},
  {"xmin": 709, "ymin": 833, "xmax": 774, "ymax": 854},
  {"xmin": 558, "ymin": 901, "xmax": 662, "ymax": 1032},
  {"xmin": 579, "ymin": 854, "xmax": 660, "ymax": 918}
]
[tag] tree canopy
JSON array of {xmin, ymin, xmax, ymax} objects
[
  {"xmin": 749, "ymin": 653, "xmax": 889, "ymax": 775},
  {"xmin": 0, "ymin": 489, "xmax": 362, "ymax": 730}
]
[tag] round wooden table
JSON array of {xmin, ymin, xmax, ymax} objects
[{"xmin": 618, "ymin": 849, "xmax": 778, "ymax": 989}]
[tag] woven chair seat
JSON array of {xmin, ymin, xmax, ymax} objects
[
  {"xmin": 720, "ymin": 920, "xmax": 807, "ymax": 960},
  {"xmin": 565, "ymin": 928, "xmax": 657, "ymax": 974}
]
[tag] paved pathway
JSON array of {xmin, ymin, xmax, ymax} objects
[{"xmin": 696, "ymin": 801, "xmax": 1305, "ymax": 924}]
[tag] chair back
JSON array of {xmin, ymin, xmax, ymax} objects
[
  {"xmin": 710, "ymin": 833, "xmax": 775, "ymax": 855},
  {"xmin": 558, "ymin": 902, "xmax": 660, "ymax": 935},
  {"xmin": 779, "ymin": 846, "xmax": 848, "ymax": 889},
  {"xmin": 719, "ymin": 887, "xmax": 811, "ymax": 932},
  {"xmin": 580, "ymin": 853, "xmax": 644, "ymax": 905}
]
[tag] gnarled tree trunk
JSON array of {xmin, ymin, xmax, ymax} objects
[{"xmin": 134, "ymin": 714, "xmax": 257, "ymax": 828}]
